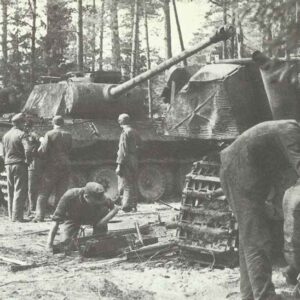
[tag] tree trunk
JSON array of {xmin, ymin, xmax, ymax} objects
[
  {"xmin": 163, "ymin": 0, "xmax": 172, "ymax": 59},
  {"xmin": 30, "ymin": 0, "xmax": 37, "ymax": 87},
  {"xmin": 1, "ymin": 0, "xmax": 8, "ymax": 87},
  {"xmin": 110, "ymin": 0, "xmax": 121, "ymax": 71},
  {"xmin": 91, "ymin": 0, "xmax": 96, "ymax": 72},
  {"xmin": 222, "ymin": 0, "xmax": 228, "ymax": 59},
  {"xmin": 12, "ymin": 0, "xmax": 21, "ymax": 84},
  {"xmin": 236, "ymin": 19, "xmax": 244, "ymax": 58},
  {"xmin": 99, "ymin": 0, "xmax": 105, "ymax": 70},
  {"xmin": 172, "ymin": 0, "xmax": 186, "ymax": 65},
  {"xmin": 144, "ymin": 0, "xmax": 153, "ymax": 118},
  {"xmin": 77, "ymin": 0, "xmax": 84, "ymax": 72},
  {"xmin": 45, "ymin": 0, "xmax": 51, "ymax": 74},
  {"xmin": 130, "ymin": 0, "xmax": 140, "ymax": 78},
  {"xmin": 230, "ymin": 1, "xmax": 236, "ymax": 59}
]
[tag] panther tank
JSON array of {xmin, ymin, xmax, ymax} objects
[{"xmin": 13, "ymin": 25, "xmax": 235, "ymax": 204}]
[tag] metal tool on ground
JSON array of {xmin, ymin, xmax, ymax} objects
[{"xmin": 156, "ymin": 199, "xmax": 180, "ymax": 211}]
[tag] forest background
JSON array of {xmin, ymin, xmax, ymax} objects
[{"xmin": 0, "ymin": 0, "xmax": 299, "ymax": 115}]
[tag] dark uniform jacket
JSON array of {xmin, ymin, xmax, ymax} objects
[
  {"xmin": 116, "ymin": 125, "xmax": 141, "ymax": 169},
  {"xmin": 52, "ymin": 188, "xmax": 114, "ymax": 225},
  {"xmin": 221, "ymin": 120, "xmax": 300, "ymax": 196},
  {"xmin": 25, "ymin": 132, "xmax": 40, "ymax": 171},
  {"xmin": 39, "ymin": 126, "xmax": 72, "ymax": 168},
  {"xmin": 2, "ymin": 126, "xmax": 29, "ymax": 165}
]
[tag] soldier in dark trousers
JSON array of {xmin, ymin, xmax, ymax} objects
[
  {"xmin": 220, "ymin": 120, "xmax": 300, "ymax": 300},
  {"xmin": 24, "ymin": 120, "xmax": 41, "ymax": 217},
  {"xmin": 34, "ymin": 115, "xmax": 72, "ymax": 222},
  {"xmin": 46, "ymin": 182, "xmax": 119, "ymax": 251},
  {"xmin": 3, "ymin": 113, "xmax": 29, "ymax": 222},
  {"xmin": 116, "ymin": 114, "xmax": 141, "ymax": 212}
]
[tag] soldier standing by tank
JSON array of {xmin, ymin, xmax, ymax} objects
[
  {"xmin": 34, "ymin": 115, "xmax": 72, "ymax": 222},
  {"xmin": 24, "ymin": 120, "xmax": 41, "ymax": 217},
  {"xmin": 219, "ymin": 120, "xmax": 300, "ymax": 300},
  {"xmin": 116, "ymin": 113, "xmax": 141, "ymax": 212},
  {"xmin": 3, "ymin": 113, "xmax": 29, "ymax": 222}
]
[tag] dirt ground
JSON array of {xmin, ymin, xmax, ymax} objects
[{"xmin": 0, "ymin": 203, "xmax": 296, "ymax": 300}]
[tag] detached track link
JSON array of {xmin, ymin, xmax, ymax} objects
[{"xmin": 177, "ymin": 157, "xmax": 238, "ymax": 268}]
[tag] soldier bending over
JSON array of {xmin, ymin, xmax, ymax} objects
[
  {"xmin": 220, "ymin": 120, "xmax": 300, "ymax": 300},
  {"xmin": 46, "ymin": 182, "xmax": 119, "ymax": 251}
]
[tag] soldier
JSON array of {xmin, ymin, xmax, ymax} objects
[
  {"xmin": 116, "ymin": 113, "xmax": 141, "ymax": 212},
  {"xmin": 46, "ymin": 182, "xmax": 119, "ymax": 251},
  {"xmin": 34, "ymin": 115, "xmax": 72, "ymax": 222},
  {"xmin": 24, "ymin": 120, "xmax": 41, "ymax": 217},
  {"xmin": 220, "ymin": 120, "xmax": 300, "ymax": 300},
  {"xmin": 2, "ymin": 113, "xmax": 29, "ymax": 221}
]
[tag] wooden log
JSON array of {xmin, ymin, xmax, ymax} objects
[
  {"xmin": 109, "ymin": 223, "xmax": 150, "ymax": 235},
  {"xmin": 186, "ymin": 174, "xmax": 220, "ymax": 183},
  {"xmin": 9, "ymin": 263, "xmax": 38, "ymax": 273},
  {"xmin": 0, "ymin": 255, "xmax": 31, "ymax": 266},
  {"xmin": 177, "ymin": 222, "xmax": 230, "ymax": 237}
]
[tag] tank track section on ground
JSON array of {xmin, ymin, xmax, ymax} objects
[{"xmin": 177, "ymin": 157, "xmax": 238, "ymax": 268}]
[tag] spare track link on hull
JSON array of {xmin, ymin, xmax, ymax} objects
[{"xmin": 177, "ymin": 157, "xmax": 238, "ymax": 268}]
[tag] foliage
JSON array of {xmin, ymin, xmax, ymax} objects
[
  {"xmin": 41, "ymin": 0, "xmax": 74, "ymax": 75},
  {"xmin": 242, "ymin": 0, "xmax": 300, "ymax": 55}
]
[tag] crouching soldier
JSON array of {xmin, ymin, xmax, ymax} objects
[{"xmin": 46, "ymin": 182, "xmax": 119, "ymax": 251}]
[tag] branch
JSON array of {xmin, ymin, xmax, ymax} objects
[
  {"xmin": 9, "ymin": 17, "xmax": 33, "ymax": 28},
  {"xmin": 209, "ymin": 0, "xmax": 223, "ymax": 7},
  {"xmin": 27, "ymin": 0, "xmax": 33, "ymax": 13}
]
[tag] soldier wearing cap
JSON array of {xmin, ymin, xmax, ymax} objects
[
  {"xmin": 2, "ymin": 113, "xmax": 30, "ymax": 221},
  {"xmin": 34, "ymin": 115, "xmax": 72, "ymax": 222},
  {"xmin": 46, "ymin": 182, "xmax": 119, "ymax": 250},
  {"xmin": 116, "ymin": 113, "xmax": 141, "ymax": 212}
]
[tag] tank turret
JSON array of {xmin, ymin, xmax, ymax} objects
[{"xmin": 23, "ymin": 25, "xmax": 234, "ymax": 120}]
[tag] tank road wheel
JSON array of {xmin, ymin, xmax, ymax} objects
[
  {"xmin": 89, "ymin": 166, "xmax": 119, "ymax": 201},
  {"xmin": 138, "ymin": 165, "xmax": 167, "ymax": 202}
]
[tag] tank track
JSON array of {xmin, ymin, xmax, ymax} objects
[{"xmin": 177, "ymin": 157, "xmax": 238, "ymax": 268}]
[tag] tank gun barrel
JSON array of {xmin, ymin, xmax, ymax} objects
[{"xmin": 109, "ymin": 25, "xmax": 235, "ymax": 98}]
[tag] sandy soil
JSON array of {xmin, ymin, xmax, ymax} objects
[{"xmin": 0, "ymin": 204, "xmax": 296, "ymax": 300}]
